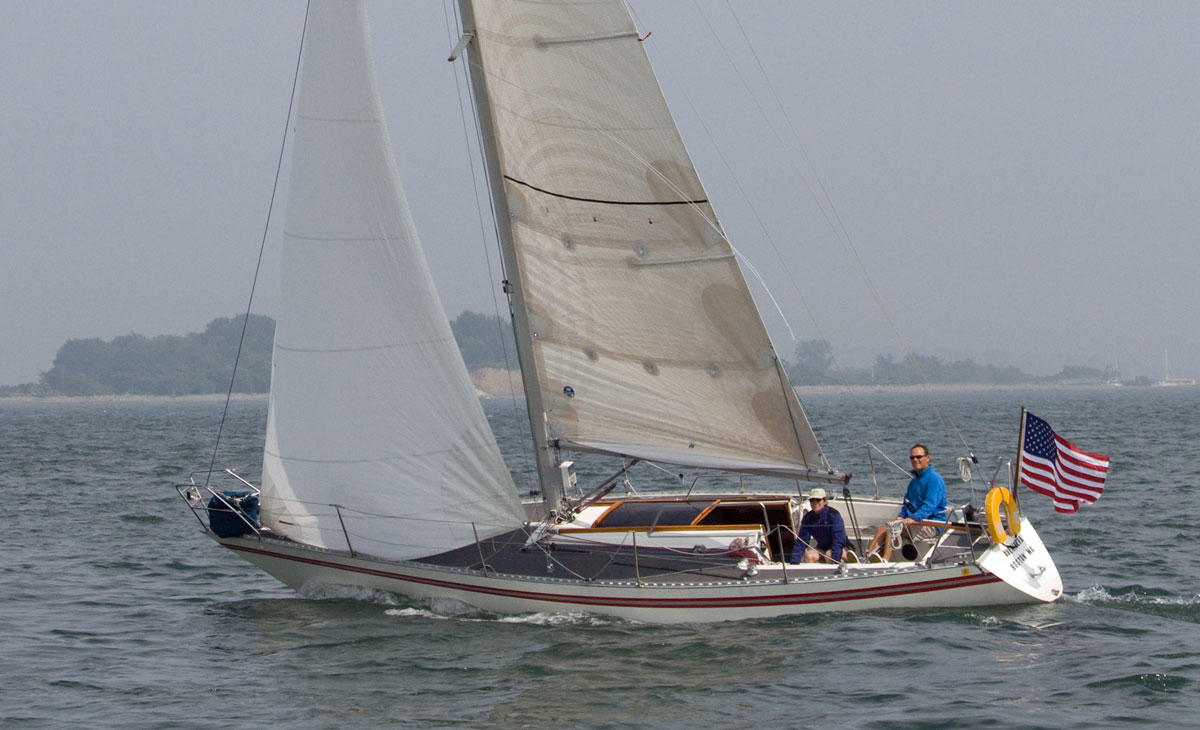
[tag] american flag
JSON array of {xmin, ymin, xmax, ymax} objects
[{"xmin": 1019, "ymin": 411, "xmax": 1110, "ymax": 513}]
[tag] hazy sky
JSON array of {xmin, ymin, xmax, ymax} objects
[{"xmin": 4, "ymin": 1, "xmax": 1198, "ymax": 386}]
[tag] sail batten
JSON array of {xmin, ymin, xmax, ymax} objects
[
  {"xmin": 502, "ymin": 174, "xmax": 707, "ymax": 206},
  {"xmin": 273, "ymin": 337, "xmax": 454, "ymax": 354},
  {"xmin": 534, "ymin": 30, "xmax": 638, "ymax": 46}
]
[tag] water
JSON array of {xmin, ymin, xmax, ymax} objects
[{"xmin": 2, "ymin": 387, "xmax": 1198, "ymax": 728}]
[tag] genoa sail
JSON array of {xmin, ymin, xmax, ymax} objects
[
  {"xmin": 258, "ymin": 0, "xmax": 524, "ymax": 560},
  {"xmin": 463, "ymin": 1, "xmax": 837, "ymax": 481}
]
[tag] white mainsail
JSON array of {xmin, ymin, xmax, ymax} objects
[
  {"xmin": 465, "ymin": 0, "xmax": 837, "ymax": 480},
  {"xmin": 258, "ymin": 0, "xmax": 524, "ymax": 560}
]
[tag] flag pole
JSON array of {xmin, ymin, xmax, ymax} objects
[{"xmin": 1012, "ymin": 407, "xmax": 1027, "ymax": 517}]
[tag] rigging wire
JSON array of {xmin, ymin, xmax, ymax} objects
[
  {"xmin": 628, "ymin": 1, "xmax": 860, "ymax": 469},
  {"xmin": 442, "ymin": 0, "xmax": 535, "ymax": 483},
  {"xmin": 204, "ymin": 0, "xmax": 311, "ymax": 487},
  {"xmin": 705, "ymin": 0, "xmax": 972, "ymax": 458},
  {"xmin": 683, "ymin": 1, "xmax": 888, "ymax": 465},
  {"xmin": 720, "ymin": 0, "xmax": 971, "ymax": 457}
]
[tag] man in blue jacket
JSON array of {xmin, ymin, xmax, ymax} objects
[
  {"xmin": 790, "ymin": 488, "xmax": 848, "ymax": 564},
  {"xmin": 867, "ymin": 443, "xmax": 948, "ymax": 561}
]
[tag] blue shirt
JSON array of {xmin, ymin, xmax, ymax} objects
[
  {"xmin": 790, "ymin": 506, "xmax": 848, "ymax": 562},
  {"xmin": 898, "ymin": 465, "xmax": 947, "ymax": 522}
]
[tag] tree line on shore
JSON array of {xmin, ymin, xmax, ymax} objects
[
  {"xmin": 2, "ymin": 312, "xmax": 517, "ymax": 397},
  {"xmin": 2, "ymin": 313, "xmax": 1107, "ymax": 397},
  {"xmin": 787, "ymin": 338, "xmax": 1109, "ymax": 386}
]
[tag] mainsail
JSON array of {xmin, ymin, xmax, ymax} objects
[
  {"xmin": 463, "ymin": 0, "xmax": 837, "ymax": 481},
  {"xmin": 258, "ymin": 0, "xmax": 524, "ymax": 560}
]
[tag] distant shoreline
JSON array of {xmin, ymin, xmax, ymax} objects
[
  {"xmin": 795, "ymin": 382, "xmax": 1125, "ymax": 396},
  {"xmin": 0, "ymin": 378, "xmax": 1137, "ymax": 405},
  {"xmin": 469, "ymin": 370, "xmax": 1129, "ymax": 399},
  {"xmin": 0, "ymin": 393, "xmax": 268, "ymax": 405}
]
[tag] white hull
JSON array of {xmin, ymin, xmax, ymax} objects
[{"xmin": 213, "ymin": 521, "xmax": 1060, "ymax": 623}]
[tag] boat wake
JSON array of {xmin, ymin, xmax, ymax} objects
[
  {"xmin": 493, "ymin": 611, "xmax": 617, "ymax": 627},
  {"xmin": 298, "ymin": 585, "xmax": 608, "ymax": 624},
  {"xmin": 1071, "ymin": 584, "xmax": 1200, "ymax": 623},
  {"xmin": 383, "ymin": 605, "xmax": 617, "ymax": 627},
  {"xmin": 296, "ymin": 582, "xmax": 401, "ymax": 605}
]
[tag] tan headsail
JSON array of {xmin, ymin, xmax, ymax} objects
[{"xmin": 461, "ymin": 0, "xmax": 839, "ymax": 482}]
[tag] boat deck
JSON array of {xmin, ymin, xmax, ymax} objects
[
  {"xmin": 418, "ymin": 527, "xmax": 760, "ymax": 583},
  {"xmin": 415, "ymin": 521, "xmax": 991, "ymax": 586}
]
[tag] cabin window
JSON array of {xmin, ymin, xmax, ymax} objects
[
  {"xmin": 594, "ymin": 501, "xmax": 715, "ymax": 528},
  {"xmin": 695, "ymin": 502, "xmax": 795, "ymax": 560}
]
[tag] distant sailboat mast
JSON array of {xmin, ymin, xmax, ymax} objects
[{"xmin": 1155, "ymin": 350, "xmax": 1196, "ymax": 386}]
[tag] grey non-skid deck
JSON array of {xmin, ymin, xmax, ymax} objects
[{"xmin": 417, "ymin": 528, "xmax": 757, "ymax": 584}]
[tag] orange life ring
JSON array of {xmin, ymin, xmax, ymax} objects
[{"xmin": 985, "ymin": 486, "xmax": 1022, "ymax": 544}]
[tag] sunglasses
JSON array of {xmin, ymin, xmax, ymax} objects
[{"xmin": 909, "ymin": 454, "xmax": 927, "ymax": 460}]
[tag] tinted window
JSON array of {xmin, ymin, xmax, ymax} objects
[{"xmin": 595, "ymin": 501, "xmax": 715, "ymax": 528}]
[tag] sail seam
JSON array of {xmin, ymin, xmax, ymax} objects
[
  {"xmin": 503, "ymin": 175, "xmax": 706, "ymax": 207},
  {"xmin": 265, "ymin": 440, "xmax": 501, "ymax": 466},
  {"xmin": 629, "ymin": 253, "xmax": 735, "ymax": 267},
  {"xmin": 295, "ymin": 112, "xmax": 382, "ymax": 124},
  {"xmin": 274, "ymin": 337, "xmax": 449, "ymax": 354},
  {"xmin": 283, "ymin": 230, "xmax": 402, "ymax": 243}
]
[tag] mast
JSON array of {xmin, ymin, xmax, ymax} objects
[
  {"xmin": 454, "ymin": 0, "xmax": 563, "ymax": 515},
  {"xmin": 1012, "ymin": 407, "xmax": 1027, "ymax": 516}
]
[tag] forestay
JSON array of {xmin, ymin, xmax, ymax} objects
[
  {"xmin": 467, "ymin": 0, "xmax": 837, "ymax": 481},
  {"xmin": 259, "ymin": 1, "xmax": 524, "ymax": 560}
]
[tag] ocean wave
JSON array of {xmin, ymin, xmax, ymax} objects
[
  {"xmin": 296, "ymin": 583, "xmax": 400, "ymax": 605},
  {"xmin": 1085, "ymin": 673, "xmax": 1193, "ymax": 693},
  {"xmin": 493, "ymin": 611, "xmax": 616, "ymax": 627},
  {"xmin": 1074, "ymin": 584, "xmax": 1200, "ymax": 606},
  {"xmin": 118, "ymin": 514, "xmax": 166, "ymax": 524},
  {"xmin": 383, "ymin": 605, "xmax": 615, "ymax": 627},
  {"xmin": 1071, "ymin": 584, "xmax": 1200, "ymax": 623},
  {"xmin": 383, "ymin": 606, "xmax": 448, "ymax": 620}
]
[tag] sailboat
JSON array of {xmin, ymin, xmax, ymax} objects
[
  {"xmin": 1154, "ymin": 351, "xmax": 1196, "ymax": 387},
  {"xmin": 179, "ymin": 0, "xmax": 1062, "ymax": 622}
]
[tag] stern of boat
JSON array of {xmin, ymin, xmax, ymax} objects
[{"xmin": 974, "ymin": 518, "xmax": 1063, "ymax": 602}]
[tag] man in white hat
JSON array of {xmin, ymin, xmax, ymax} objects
[{"xmin": 789, "ymin": 488, "xmax": 848, "ymax": 564}]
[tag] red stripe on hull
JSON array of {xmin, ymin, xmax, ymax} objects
[{"xmin": 225, "ymin": 542, "xmax": 1003, "ymax": 610}]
